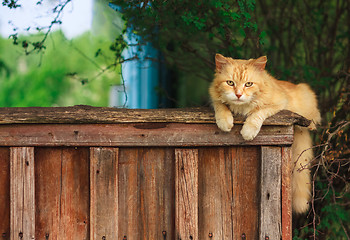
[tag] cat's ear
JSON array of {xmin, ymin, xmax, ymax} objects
[
  {"xmin": 215, "ymin": 54, "xmax": 229, "ymax": 72},
  {"xmin": 252, "ymin": 56, "xmax": 267, "ymax": 70}
]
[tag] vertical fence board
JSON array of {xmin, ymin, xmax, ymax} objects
[
  {"xmin": 118, "ymin": 148, "xmax": 139, "ymax": 240},
  {"xmin": 282, "ymin": 147, "xmax": 292, "ymax": 240},
  {"xmin": 34, "ymin": 148, "xmax": 62, "ymax": 239},
  {"xmin": 10, "ymin": 147, "xmax": 35, "ymax": 240},
  {"xmin": 175, "ymin": 149, "xmax": 199, "ymax": 240},
  {"xmin": 35, "ymin": 148, "xmax": 90, "ymax": 239},
  {"xmin": 260, "ymin": 146, "xmax": 282, "ymax": 239},
  {"xmin": 198, "ymin": 148, "xmax": 233, "ymax": 240},
  {"xmin": 0, "ymin": 148, "xmax": 10, "ymax": 240},
  {"xmin": 139, "ymin": 148, "xmax": 175, "ymax": 239},
  {"xmin": 118, "ymin": 148, "xmax": 175, "ymax": 240},
  {"xmin": 198, "ymin": 147, "xmax": 259, "ymax": 239},
  {"xmin": 90, "ymin": 147, "xmax": 119, "ymax": 240},
  {"xmin": 231, "ymin": 147, "xmax": 260, "ymax": 239}
]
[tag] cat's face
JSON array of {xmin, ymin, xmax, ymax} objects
[{"xmin": 212, "ymin": 54, "xmax": 267, "ymax": 105}]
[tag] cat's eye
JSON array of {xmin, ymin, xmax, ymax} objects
[
  {"xmin": 245, "ymin": 82, "xmax": 253, "ymax": 87},
  {"xmin": 226, "ymin": 80, "xmax": 234, "ymax": 86}
]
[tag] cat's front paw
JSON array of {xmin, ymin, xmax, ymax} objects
[
  {"xmin": 216, "ymin": 114, "xmax": 234, "ymax": 132},
  {"xmin": 240, "ymin": 123, "xmax": 260, "ymax": 141}
]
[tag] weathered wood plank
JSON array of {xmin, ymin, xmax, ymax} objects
[
  {"xmin": 138, "ymin": 148, "xmax": 175, "ymax": 239},
  {"xmin": 34, "ymin": 148, "xmax": 62, "ymax": 239},
  {"xmin": 260, "ymin": 146, "xmax": 282, "ymax": 239},
  {"xmin": 90, "ymin": 147, "xmax": 119, "ymax": 240},
  {"xmin": 118, "ymin": 148, "xmax": 139, "ymax": 240},
  {"xmin": 282, "ymin": 147, "xmax": 293, "ymax": 240},
  {"xmin": 198, "ymin": 148, "xmax": 234, "ymax": 239},
  {"xmin": 0, "ymin": 123, "xmax": 294, "ymax": 147},
  {"xmin": 198, "ymin": 147, "xmax": 259, "ymax": 239},
  {"xmin": 0, "ymin": 148, "xmax": 10, "ymax": 240},
  {"xmin": 0, "ymin": 106, "xmax": 311, "ymax": 127},
  {"xmin": 35, "ymin": 148, "xmax": 90, "ymax": 239},
  {"xmin": 231, "ymin": 147, "xmax": 260, "ymax": 240},
  {"xmin": 175, "ymin": 149, "xmax": 199, "ymax": 240},
  {"xmin": 118, "ymin": 148, "xmax": 175, "ymax": 239},
  {"xmin": 10, "ymin": 147, "xmax": 35, "ymax": 240}
]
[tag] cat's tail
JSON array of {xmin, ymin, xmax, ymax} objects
[
  {"xmin": 292, "ymin": 126, "xmax": 314, "ymax": 214},
  {"xmin": 295, "ymin": 83, "xmax": 322, "ymax": 130}
]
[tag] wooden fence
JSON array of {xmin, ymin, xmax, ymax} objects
[{"xmin": 0, "ymin": 106, "xmax": 310, "ymax": 240}]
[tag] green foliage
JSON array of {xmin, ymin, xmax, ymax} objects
[
  {"xmin": 110, "ymin": 0, "xmax": 350, "ymax": 238},
  {"xmin": 293, "ymin": 189, "xmax": 350, "ymax": 240},
  {"xmin": 111, "ymin": 0, "xmax": 263, "ymax": 106},
  {"xmin": 1, "ymin": 0, "xmax": 20, "ymax": 8},
  {"xmin": 110, "ymin": 35, "xmax": 128, "ymax": 62},
  {"xmin": 92, "ymin": 0, "xmax": 124, "ymax": 41},
  {"xmin": 111, "ymin": 0, "xmax": 349, "ymax": 108},
  {"xmin": 0, "ymin": 31, "xmax": 121, "ymax": 107}
]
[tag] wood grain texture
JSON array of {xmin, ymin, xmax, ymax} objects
[
  {"xmin": 90, "ymin": 147, "xmax": 119, "ymax": 240},
  {"xmin": 175, "ymin": 149, "xmax": 199, "ymax": 240},
  {"xmin": 34, "ymin": 148, "xmax": 90, "ymax": 240},
  {"xmin": 198, "ymin": 147, "xmax": 259, "ymax": 239},
  {"xmin": 0, "ymin": 107, "xmax": 296, "ymax": 239},
  {"xmin": 0, "ymin": 106, "xmax": 311, "ymax": 126},
  {"xmin": 118, "ymin": 148, "xmax": 175, "ymax": 240},
  {"xmin": 0, "ymin": 123, "xmax": 294, "ymax": 147},
  {"xmin": 0, "ymin": 148, "xmax": 10, "ymax": 240},
  {"xmin": 118, "ymin": 148, "xmax": 139, "ymax": 240},
  {"xmin": 260, "ymin": 146, "xmax": 282, "ymax": 239},
  {"xmin": 231, "ymin": 147, "xmax": 260, "ymax": 240},
  {"xmin": 10, "ymin": 147, "xmax": 35, "ymax": 240},
  {"xmin": 282, "ymin": 147, "xmax": 292, "ymax": 240},
  {"xmin": 198, "ymin": 148, "xmax": 233, "ymax": 240}
]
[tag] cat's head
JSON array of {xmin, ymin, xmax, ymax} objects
[{"xmin": 211, "ymin": 54, "xmax": 267, "ymax": 105}]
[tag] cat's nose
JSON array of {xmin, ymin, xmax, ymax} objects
[{"xmin": 236, "ymin": 94, "xmax": 242, "ymax": 99}]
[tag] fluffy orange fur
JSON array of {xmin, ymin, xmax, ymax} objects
[{"xmin": 209, "ymin": 54, "xmax": 321, "ymax": 214}]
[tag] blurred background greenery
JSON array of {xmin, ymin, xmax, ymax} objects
[
  {"xmin": 0, "ymin": 0, "xmax": 122, "ymax": 107},
  {"xmin": 1, "ymin": 0, "xmax": 350, "ymax": 239},
  {"xmin": 0, "ymin": 31, "xmax": 121, "ymax": 106}
]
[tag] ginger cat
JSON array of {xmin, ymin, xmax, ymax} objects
[{"xmin": 209, "ymin": 54, "xmax": 321, "ymax": 214}]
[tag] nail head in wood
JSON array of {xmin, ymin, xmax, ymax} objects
[{"xmin": 241, "ymin": 233, "xmax": 246, "ymax": 239}]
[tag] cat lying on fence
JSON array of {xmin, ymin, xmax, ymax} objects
[{"xmin": 209, "ymin": 54, "xmax": 321, "ymax": 214}]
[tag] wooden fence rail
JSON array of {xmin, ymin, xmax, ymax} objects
[{"xmin": 0, "ymin": 106, "xmax": 309, "ymax": 240}]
